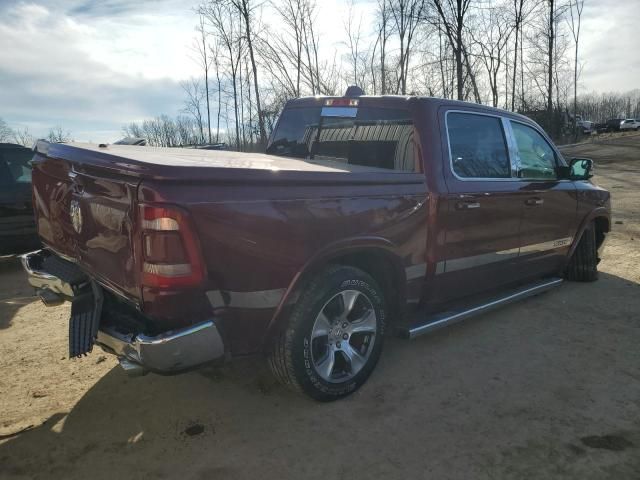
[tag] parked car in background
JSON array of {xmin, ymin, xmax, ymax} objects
[
  {"xmin": 114, "ymin": 137, "xmax": 147, "ymax": 146},
  {"xmin": 598, "ymin": 118, "xmax": 624, "ymax": 132},
  {"xmin": 21, "ymin": 92, "xmax": 610, "ymax": 401},
  {"xmin": 0, "ymin": 143, "xmax": 39, "ymax": 254},
  {"xmin": 620, "ymin": 119, "xmax": 640, "ymax": 131},
  {"xmin": 573, "ymin": 115, "xmax": 594, "ymax": 134},
  {"xmin": 577, "ymin": 119, "xmax": 594, "ymax": 134}
]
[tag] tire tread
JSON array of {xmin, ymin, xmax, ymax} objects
[
  {"xmin": 566, "ymin": 222, "xmax": 598, "ymax": 282},
  {"xmin": 268, "ymin": 265, "xmax": 384, "ymax": 400}
]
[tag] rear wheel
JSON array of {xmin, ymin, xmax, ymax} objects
[
  {"xmin": 565, "ymin": 222, "xmax": 599, "ymax": 282},
  {"xmin": 268, "ymin": 265, "xmax": 386, "ymax": 401}
]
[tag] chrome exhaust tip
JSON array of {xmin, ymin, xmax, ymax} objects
[{"xmin": 119, "ymin": 358, "xmax": 148, "ymax": 377}]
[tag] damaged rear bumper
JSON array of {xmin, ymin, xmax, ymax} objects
[
  {"xmin": 96, "ymin": 321, "xmax": 224, "ymax": 374},
  {"xmin": 21, "ymin": 249, "xmax": 225, "ymax": 374}
]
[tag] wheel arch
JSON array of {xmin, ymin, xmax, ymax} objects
[
  {"xmin": 567, "ymin": 207, "xmax": 610, "ymax": 260},
  {"xmin": 262, "ymin": 238, "xmax": 406, "ymax": 350}
]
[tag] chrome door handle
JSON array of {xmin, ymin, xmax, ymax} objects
[
  {"xmin": 456, "ymin": 201, "xmax": 481, "ymax": 210},
  {"xmin": 525, "ymin": 197, "xmax": 544, "ymax": 206}
]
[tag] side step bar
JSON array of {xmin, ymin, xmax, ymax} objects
[{"xmin": 400, "ymin": 277, "xmax": 563, "ymax": 339}]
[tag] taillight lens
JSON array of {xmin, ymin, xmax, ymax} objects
[{"xmin": 139, "ymin": 204, "xmax": 206, "ymax": 288}]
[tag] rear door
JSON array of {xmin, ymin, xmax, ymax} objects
[
  {"xmin": 435, "ymin": 110, "xmax": 523, "ymax": 302},
  {"xmin": 507, "ymin": 120, "xmax": 578, "ymax": 278}
]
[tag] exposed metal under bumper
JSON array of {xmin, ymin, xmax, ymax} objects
[
  {"xmin": 403, "ymin": 277, "xmax": 563, "ymax": 339},
  {"xmin": 21, "ymin": 249, "xmax": 79, "ymax": 299},
  {"xmin": 96, "ymin": 320, "xmax": 225, "ymax": 374}
]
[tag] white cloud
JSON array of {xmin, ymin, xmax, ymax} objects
[
  {"xmin": 579, "ymin": 1, "xmax": 640, "ymax": 92},
  {"xmin": 0, "ymin": 1, "xmax": 199, "ymax": 141}
]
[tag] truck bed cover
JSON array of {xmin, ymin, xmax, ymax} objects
[{"xmin": 36, "ymin": 141, "xmax": 422, "ymax": 184}]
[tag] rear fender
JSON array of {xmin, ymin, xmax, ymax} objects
[{"xmin": 262, "ymin": 237, "xmax": 405, "ymax": 349}]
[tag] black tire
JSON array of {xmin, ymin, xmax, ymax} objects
[
  {"xmin": 268, "ymin": 265, "xmax": 386, "ymax": 401},
  {"xmin": 565, "ymin": 222, "xmax": 599, "ymax": 282}
]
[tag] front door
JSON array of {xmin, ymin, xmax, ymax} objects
[{"xmin": 508, "ymin": 120, "xmax": 579, "ymax": 279}]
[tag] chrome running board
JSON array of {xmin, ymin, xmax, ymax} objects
[{"xmin": 402, "ymin": 277, "xmax": 563, "ymax": 339}]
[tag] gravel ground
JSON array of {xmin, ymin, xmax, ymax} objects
[{"xmin": 1, "ymin": 135, "xmax": 639, "ymax": 480}]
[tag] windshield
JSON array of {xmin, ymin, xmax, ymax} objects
[{"xmin": 266, "ymin": 106, "xmax": 417, "ymax": 172}]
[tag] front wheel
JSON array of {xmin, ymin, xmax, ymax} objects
[
  {"xmin": 268, "ymin": 265, "xmax": 386, "ymax": 401},
  {"xmin": 565, "ymin": 222, "xmax": 599, "ymax": 282}
]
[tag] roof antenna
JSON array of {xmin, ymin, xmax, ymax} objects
[{"xmin": 345, "ymin": 85, "xmax": 365, "ymax": 98}]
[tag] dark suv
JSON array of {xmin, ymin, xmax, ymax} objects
[{"xmin": 0, "ymin": 143, "xmax": 39, "ymax": 254}]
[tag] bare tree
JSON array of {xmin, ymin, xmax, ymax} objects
[
  {"xmin": 300, "ymin": 0, "xmax": 320, "ymax": 93},
  {"xmin": 126, "ymin": 116, "xmax": 204, "ymax": 147},
  {"xmin": 201, "ymin": 0, "xmax": 244, "ymax": 150},
  {"xmin": 210, "ymin": 41, "xmax": 223, "ymax": 143},
  {"xmin": 171, "ymin": 0, "xmax": 619, "ymax": 146},
  {"xmin": 192, "ymin": 13, "xmax": 213, "ymax": 144},
  {"xmin": 47, "ymin": 126, "xmax": 72, "ymax": 143},
  {"xmin": 432, "ymin": 0, "xmax": 472, "ymax": 101},
  {"xmin": 0, "ymin": 118, "xmax": 13, "ymax": 142},
  {"xmin": 377, "ymin": 0, "xmax": 392, "ymax": 94},
  {"xmin": 343, "ymin": 1, "xmax": 366, "ymax": 87},
  {"xmin": 266, "ymin": 0, "xmax": 339, "ymax": 97},
  {"xmin": 270, "ymin": 0, "xmax": 306, "ymax": 96},
  {"xmin": 13, "ymin": 127, "xmax": 34, "ymax": 147},
  {"xmin": 510, "ymin": 0, "xmax": 531, "ymax": 111},
  {"xmin": 471, "ymin": 5, "xmax": 513, "ymax": 107},
  {"xmin": 181, "ymin": 77, "xmax": 207, "ymax": 143},
  {"xmin": 389, "ymin": 0, "xmax": 425, "ymax": 94},
  {"xmin": 567, "ymin": 0, "xmax": 584, "ymax": 138},
  {"xmin": 546, "ymin": 0, "xmax": 557, "ymax": 114},
  {"xmin": 123, "ymin": 122, "xmax": 144, "ymax": 139},
  {"xmin": 228, "ymin": 0, "xmax": 268, "ymax": 146}
]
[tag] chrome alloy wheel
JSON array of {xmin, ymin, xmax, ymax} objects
[{"xmin": 310, "ymin": 290, "xmax": 377, "ymax": 383}]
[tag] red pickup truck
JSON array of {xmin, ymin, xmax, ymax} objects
[{"xmin": 22, "ymin": 92, "xmax": 610, "ymax": 401}]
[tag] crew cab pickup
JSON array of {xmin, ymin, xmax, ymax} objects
[{"xmin": 22, "ymin": 92, "xmax": 610, "ymax": 401}]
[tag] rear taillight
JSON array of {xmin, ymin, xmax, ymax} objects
[{"xmin": 139, "ymin": 204, "xmax": 206, "ymax": 288}]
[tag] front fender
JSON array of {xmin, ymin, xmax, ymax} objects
[{"xmin": 566, "ymin": 207, "xmax": 611, "ymax": 260}]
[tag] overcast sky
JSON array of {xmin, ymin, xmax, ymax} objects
[{"xmin": 0, "ymin": 0, "xmax": 638, "ymax": 142}]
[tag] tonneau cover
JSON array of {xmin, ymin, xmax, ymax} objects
[{"xmin": 36, "ymin": 141, "xmax": 424, "ymax": 184}]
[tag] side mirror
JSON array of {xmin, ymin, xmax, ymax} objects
[{"xmin": 569, "ymin": 157, "xmax": 594, "ymax": 180}]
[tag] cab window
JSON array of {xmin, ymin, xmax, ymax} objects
[
  {"xmin": 510, "ymin": 122, "xmax": 558, "ymax": 180},
  {"xmin": 267, "ymin": 106, "xmax": 417, "ymax": 172},
  {"xmin": 447, "ymin": 112, "xmax": 511, "ymax": 179}
]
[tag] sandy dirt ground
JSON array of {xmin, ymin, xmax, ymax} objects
[{"xmin": 1, "ymin": 135, "xmax": 639, "ymax": 480}]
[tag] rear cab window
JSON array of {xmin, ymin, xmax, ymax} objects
[{"xmin": 267, "ymin": 102, "xmax": 418, "ymax": 172}]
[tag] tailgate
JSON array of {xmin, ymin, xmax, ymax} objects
[{"xmin": 32, "ymin": 146, "xmax": 142, "ymax": 303}]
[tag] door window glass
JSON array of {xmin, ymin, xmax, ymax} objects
[
  {"xmin": 446, "ymin": 112, "xmax": 511, "ymax": 179},
  {"xmin": 511, "ymin": 122, "xmax": 558, "ymax": 180}
]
